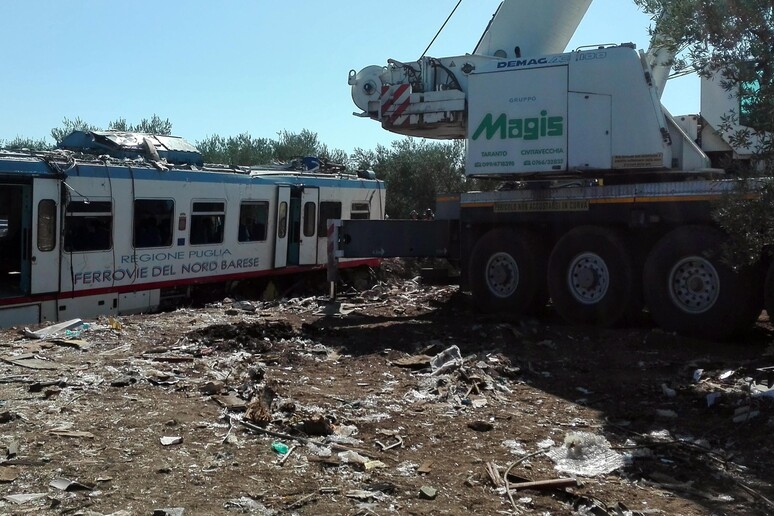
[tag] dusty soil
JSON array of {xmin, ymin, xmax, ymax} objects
[{"xmin": 0, "ymin": 264, "xmax": 773, "ymax": 515}]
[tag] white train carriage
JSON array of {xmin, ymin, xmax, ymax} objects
[{"xmin": 0, "ymin": 131, "xmax": 385, "ymax": 327}]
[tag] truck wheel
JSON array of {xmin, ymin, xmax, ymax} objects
[
  {"xmin": 643, "ymin": 225, "xmax": 757, "ymax": 339},
  {"xmin": 468, "ymin": 229, "xmax": 547, "ymax": 314},
  {"xmin": 547, "ymin": 226, "xmax": 637, "ymax": 326}
]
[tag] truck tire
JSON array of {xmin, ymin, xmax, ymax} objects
[
  {"xmin": 643, "ymin": 225, "xmax": 758, "ymax": 339},
  {"xmin": 468, "ymin": 228, "xmax": 547, "ymax": 315},
  {"xmin": 547, "ymin": 226, "xmax": 637, "ymax": 326}
]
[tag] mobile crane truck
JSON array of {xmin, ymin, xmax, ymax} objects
[{"xmin": 332, "ymin": 0, "xmax": 769, "ymax": 340}]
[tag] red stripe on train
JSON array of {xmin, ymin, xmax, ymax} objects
[{"xmin": 0, "ymin": 258, "xmax": 380, "ymax": 306}]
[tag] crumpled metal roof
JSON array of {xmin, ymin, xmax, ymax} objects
[{"xmin": 59, "ymin": 131, "xmax": 202, "ymax": 166}]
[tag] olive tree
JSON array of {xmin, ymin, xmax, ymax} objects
[
  {"xmin": 635, "ymin": 0, "xmax": 774, "ymax": 263},
  {"xmin": 352, "ymin": 138, "xmax": 475, "ymax": 219},
  {"xmin": 636, "ymin": 0, "xmax": 774, "ymax": 168}
]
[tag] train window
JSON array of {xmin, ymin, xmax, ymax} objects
[
  {"xmin": 303, "ymin": 201, "xmax": 316, "ymax": 237},
  {"xmin": 64, "ymin": 200, "xmax": 112, "ymax": 252},
  {"xmin": 318, "ymin": 201, "xmax": 342, "ymax": 235},
  {"xmin": 278, "ymin": 202, "xmax": 288, "ymax": 239},
  {"xmin": 238, "ymin": 202, "xmax": 269, "ymax": 242},
  {"xmin": 134, "ymin": 199, "xmax": 174, "ymax": 248},
  {"xmin": 190, "ymin": 201, "xmax": 225, "ymax": 245},
  {"xmin": 351, "ymin": 202, "xmax": 370, "ymax": 220},
  {"xmin": 37, "ymin": 200, "xmax": 56, "ymax": 252}
]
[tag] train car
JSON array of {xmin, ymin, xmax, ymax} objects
[{"xmin": 0, "ymin": 131, "xmax": 385, "ymax": 327}]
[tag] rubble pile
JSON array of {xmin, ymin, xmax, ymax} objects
[{"xmin": 0, "ymin": 276, "xmax": 772, "ymax": 514}]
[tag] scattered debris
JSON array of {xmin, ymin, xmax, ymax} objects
[
  {"xmin": 391, "ymin": 355, "xmax": 432, "ymax": 369},
  {"xmin": 375, "ymin": 434, "xmax": 403, "ymax": 451},
  {"xmin": 417, "ymin": 461, "xmax": 434, "ymax": 474},
  {"xmin": 0, "ymin": 466, "xmax": 18, "ymax": 483},
  {"xmin": 430, "ymin": 345, "xmax": 463, "ymax": 375},
  {"xmin": 656, "ymin": 408, "xmax": 678, "ymax": 418},
  {"xmin": 660, "ymin": 383, "xmax": 676, "ymax": 398},
  {"xmin": 0, "ymin": 354, "xmax": 61, "ymax": 370},
  {"xmin": 733, "ymin": 406, "xmax": 761, "ymax": 423},
  {"xmin": 152, "ymin": 508, "xmax": 185, "ymax": 516},
  {"xmin": 418, "ymin": 486, "xmax": 438, "ymax": 500},
  {"xmin": 271, "ymin": 441, "xmax": 289, "ymax": 455},
  {"xmin": 49, "ymin": 477, "xmax": 93, "ymax": 491},
  {"xmin": 546, "ymin": 432, "xmax": 625, "ymax": 477},
  {"xmin": 23, "ymin": 318, "xmax": 84, "ymax": 339},
  {"xmin": 214, "ymin": 393, "xmax": 247, "ymax": 411},
  {"xmin": 47, "ymin": 428, "xmax": 95, "ymax": 439},
  {"xmin": 507, "ymin": 477, "xmax": 579, "ymax": 492},
  {"xmin": 245, "ymin": 384, "xmax": 276, "ymax": 426},
  {"xmin": 0, "ymin": 274, "xmax": 770, "ymax": 514},
  {"xmin": 3, "ymin": 492, "xmax": 48, "ymax": 504}
]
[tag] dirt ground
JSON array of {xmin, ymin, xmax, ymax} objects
[{"xmin": 0, "ymin": 262, "xmax": 773, "ymax": 515}]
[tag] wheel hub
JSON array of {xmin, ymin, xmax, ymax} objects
[
  {"xmin": 576, "ymin": 267, "xmax": 598, "ymax": 289},
  {"xmin": 486, "ymin": 252, "xmax": 519, "ymax": 298},
  {"xmin": 568, "ymin": 252, "xmax": 609, "ymax": 305},
  {"xmin": 668, "ymin": 257, "xmax": 720, "ymax": 314}
]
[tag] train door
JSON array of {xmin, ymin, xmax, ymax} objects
[
  {"xmin": 287, "ymin": 196, "xmax": 301, "ymax": 265},
  {"xmin": 297, "ymin": 187, "xmax": 319, "ymax": 265},
  {"xmin": 274, "ymin": 186, "xmax": 291, "ymax": 268},
  {"xmin": 30, "ymin": 178, "xmax": 60, "ymax": 294},
  {"xmin": 286, "ymin": 187, "xmax": 320, "ymax": 266},
  {"xmin": 275, "ymin": 186, "xmax": 320, "ymax": 267},
  {"xmin": 0, "ymin": 182, "xmax": 30, "ymax": 298}
]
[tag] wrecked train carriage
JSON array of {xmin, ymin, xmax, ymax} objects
[{"xmin": 0, "ymin": 131, "xmax": 385, "ymax": 327}]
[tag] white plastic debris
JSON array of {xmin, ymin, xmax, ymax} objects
[
  {"xmin": 502, "ymin": 439, "xmax": 527, "ymax": 455},
  {"xmin": 692, "ymin": 369, "xmax": 704, "ymax": 382},
  {"xmin": 335, "ymin": 424, "xmax": 359, "ymax": 437},
  {"xmin": 430, "ymin": 345, "xmax": 463, "ymax": 375},
  {"xmin": 661, "ymin": 383, "xmax": 676, "ymax": 398},
  {"xmin": 306, "ymin": 443, "xmax": 332, "ymax": 458},
  {"xmin": 751, "ymin": 384, "xmax": 774, "ymax": 399},
  {"xmin": 545, "ymin": 432, "xmax": 625, "ymax": 477},
  {"xmin": 23, "ymin": 318, "xmax": 84, "ymax": 340},
  {"xmin": 621, "ymin": 438, "xmax": 653, "ymax": 463},
  {"xmin": 338, "ymin": 450, "xmax": 369, "ymax": 465},
  {"xmin": 733, "ymin": 406, "xmax": 760, "ymax": 423},
  {"xmin": 706, "ymin": 392, "xmax": 722, "ymax": 407},
  {"xmin": 395, "ymin": 461, "xmax": 419, "ymax": 476},
  {"xmin": 364, "ymin": 460, "xmax": 387, "ymax": 471}
]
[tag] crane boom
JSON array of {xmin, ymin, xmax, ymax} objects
[{"xmin": 474, "ymin": 0, "xmax": 592, "ymax": 59}]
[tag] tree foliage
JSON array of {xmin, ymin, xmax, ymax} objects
[
  {"xmin": 196, "ymin": 129, "xmax": 348, "ymax": 167},
  {"xmin": 352, "ymin": 138, "xmax": 488, "ymax": 219},
  {"xmin": 50, "ymin": 117, "xmax": 100, "ymax": 145},
  {"xmin": 108, "ymin": 114, "xmax": 173, "ymax": 136},
  {"xmin": 634, "ymin": 1, "xmax": 774, "ymax": 264},
  {"xmin": 274, "ymin": 129, "xmax": 348, "ymax": 165},
  {"xmin": 0, "ymin": 136, "xmax": 52, "ymax": 151},
  {"xmin": 50, "ymin": 115, "xmax": 172, "ymax": 144},
  {"xmin": 635, "ymin": 0, "xmax": 774, "ymax": 168},
  {"xmin": 196, "ymin": 133, "xmax": 275, "ymax": 166}
]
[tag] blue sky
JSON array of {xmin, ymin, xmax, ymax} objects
[{"xmin": 0, "ymin": 0, "xmax": 697, "ymax": 155}]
